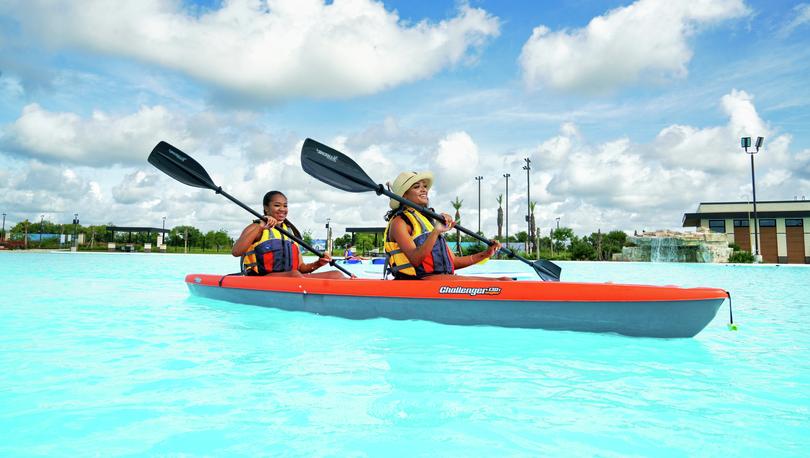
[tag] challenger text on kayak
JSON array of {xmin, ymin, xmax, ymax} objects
[{"xmin": 438, "ymin": 286, "xmax": 501, "ymax": 296}]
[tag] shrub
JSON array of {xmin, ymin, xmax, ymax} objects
[{"xmin": 728, "ymin": 250, "xmax": 755, "ymax": 263}]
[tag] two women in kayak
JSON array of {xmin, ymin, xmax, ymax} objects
[{"xmin": 233, "ymin": 174, "xmax": 508, "ymax": 280}]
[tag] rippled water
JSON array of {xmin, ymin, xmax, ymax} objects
[{"xmin": 1, "ymin": 252, "xmax": 808, "ymax": 456}]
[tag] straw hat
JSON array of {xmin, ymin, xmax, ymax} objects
[{"xmin": 388, "ymin": 171, "xmax": 433, "ymax": 209}]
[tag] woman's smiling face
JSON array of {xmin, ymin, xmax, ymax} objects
[
  {"xmin": 403, "ymin": 179, "xmax": 430, "ymax": 206},
  {"xmin": 265, "ymin": 194, "xmax": 288, "ymax": 222}
]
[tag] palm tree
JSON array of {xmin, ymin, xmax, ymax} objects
[
  {"xmin": 496, "ymin": 194, "xmax": 504, "ymax": 241},
  {"xmin": 529, "ymin": 201, "xmax": 537, "ymax": 255},
  {"xmin": 451, "ymin": 196, "xmax": 463, "ymax": 255}
]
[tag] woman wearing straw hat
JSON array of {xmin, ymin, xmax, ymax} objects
[{"xmin": 383, "ymin": 171, "xmax": 510, "ymax": 281}]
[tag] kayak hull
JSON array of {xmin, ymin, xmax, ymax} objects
[{"xmin": 185, "ymin": 274, "xmax": 727, "ymax": 338}]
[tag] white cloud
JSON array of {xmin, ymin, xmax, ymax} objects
[
  {"xmin": 0, "ymin": 161, "xmax": 100, "ymax": 218},
  {"xmin": 4, "ymin": 0, "xmax": 499, "ymax": 99},
  {"xmin": 2, "ymin": 89, "xmax": 807, "ymax": 239},
  {"xmin": 651, "ymin": 89, "xmax": 786, "ymax": 173},
  {"xmin": 535, "ymin": 89, "xmax": 803, "ymax": 233},
  {"xmin": 430, "ymin": 131, "xmax": 479, "ymax": 191},
  {"xmin": 4, "ymin": 103, "xmax": 192, "ymax": 166},
  {"xmin": 519, "ymin": 0, "xmax": 749, "ymax": 92},
  {"xmin": 781, "ymin": 3, "xmax": 810, "ymax": 37},
  {"xmin": 112, "ymin": 170, "xmax": 163, "ymax": 204}
]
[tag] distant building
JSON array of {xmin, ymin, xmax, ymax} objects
[{"xmin": 682, "ymin": 200, "xmax": 810, "ymax": 264}]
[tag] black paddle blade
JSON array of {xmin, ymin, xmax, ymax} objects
[
  {"xmin": 300, "ymin": 138, "xmax": 378, "ymax": 192},
  {"xmin": 148, "ymin": 141, "xmax": 217, "ymax": 190},
  {"xmin": 533, "ymin": 260, "xmax": 562, "ymax": 282}
]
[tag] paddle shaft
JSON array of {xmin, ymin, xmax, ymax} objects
[{"xmin": 156, "ymin": 146, "xmax": 353, "ymax": 277}]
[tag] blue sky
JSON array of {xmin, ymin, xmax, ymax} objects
[{"xmin": 1, "ymin": 0, "xmax": 809, "ymax": 240}]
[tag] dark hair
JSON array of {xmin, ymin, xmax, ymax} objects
[
  {"xmin": 261, "ymin": 190, "xmax": 302, "ymax": 239},
  {"xmin": 384, "ymin": 208, "xmax": 401, "ymax": 222}
]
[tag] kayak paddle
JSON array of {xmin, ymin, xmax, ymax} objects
[
  {"xmin": 300, "ymin": 138, "xmax": 562, "ymax": 281},
  {"xmin": 148, "ymin": 141, "xmax": 355, "ymax": 278}
]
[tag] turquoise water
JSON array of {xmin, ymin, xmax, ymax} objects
[{"xmin": 1, "ymin": 252, "xmax": 808, "ymax": 456}]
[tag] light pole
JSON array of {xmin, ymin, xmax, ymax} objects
[
  {"xmin": 741, "ymin": 136, "xmax": 764, "ymax": 262},
  {"xmin": 72, "ymin": 213, "xmax": 79, "ymax": 249},
  {"xmin": 1, "ymin": 212, "xmax": 5, "ymax": 242},
  {"xmin": 504, "ymin": 173, "xmax": 511, "ymax": 248},
  {"xmin": 325, "ymin": 218, "xmax": 332, "ymax": 253},
  {"xmin": 161, "ymin": 216, "xmax": 166, "ymax": 247},
  {"xmin": 523, "ymin": 157, "xmax": 531, "ymax": 252},
  {"xmin": 554, "ymin": 217, "xmax": 560, "ymax": 255},
  {"xmin": 474, "ymin": 176, "xmax": 483, "ymax": 234},
  {"xmin": 39, "ymin": 214, "xmax": 44, "ymax": 248}
]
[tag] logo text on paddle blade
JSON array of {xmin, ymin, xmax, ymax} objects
[
  {"xmin": 316, "ymin": 149, "xmax": 338, "ymax": 163},
  {"xmin": 166, "ymin": 148, "xmax": 187, "ymax": 162}
]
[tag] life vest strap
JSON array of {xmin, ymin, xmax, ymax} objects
[{"xmin": 388, "ymin": 262, "xmax": 413, "ymax": 273}]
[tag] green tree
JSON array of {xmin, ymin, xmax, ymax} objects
[
  {"xmin": 552, "ymin": 227, "xmax": 574, "ymax": 251},
  {"xmin": 302, "ymin": 229, "xmax": 313, "ymax": 245},
  {"xmin": 333, "ymin": 234, "xmax": 352, "ymax": 250},
  {"xmin": 171, "ymin": 225, "xmax": 203, "ymax": 252},
  {"xmin": 496, "ymin": 194, "xmax": 503, "ymax": 241},
  {"xmin": 450, "ymin": 196, "xmax": 463, "ymax": 255},
  {"xmin": 600, "ymin": 230, "xmax": 627, "ymax": 261},
  {"xmin": 354, "ymin": 232, "xmax": 381, "ymax": 255},
  {"xmin": 84, "ymin": 224, "xmax": 108, "ymax": 249},
  {"xmin": 570, "ymin": 236, "xmax": 596, "ymax": 260},
  {"xmin": 205, "ymin": 229, "xmax": 233, "ymax": 253}
]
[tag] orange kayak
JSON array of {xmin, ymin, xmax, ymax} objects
[{"xmin": 185, "ymin": 274, "xmax": 728, "ymax": 338}]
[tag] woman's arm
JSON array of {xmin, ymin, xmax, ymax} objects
[
  {"xmin": 298, "ymin": 250, "xmax": 332, "ymax": 273},
  {"xmin": 390, "ymin": 213, "xmax": 454, "ymax": 267},
  {"xmin": 231, "ymin": 217, "xmax": 277, "ymax": 256},
  {"xmin": 452, "ymin": 240, "xmax": 501, "ymax": 270}
]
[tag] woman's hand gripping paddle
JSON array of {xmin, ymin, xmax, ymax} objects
[
  {"xmin": 148, "ymin": 141, "xmax": 355, "ymax": 278},
  {"xmin": 300, "ymin": 138, "xmax": 561, "ymax": 281}
]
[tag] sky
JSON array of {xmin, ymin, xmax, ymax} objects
[{"xmin": 1, "ymin": 0, "xmax": 810, "ymax": 240}]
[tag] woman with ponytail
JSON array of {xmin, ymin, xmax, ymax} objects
[{"xmin": 232, "ymin": 190, "xmax": 342, "ymax": 278}]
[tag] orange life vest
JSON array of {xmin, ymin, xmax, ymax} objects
[{"xmin": 383, "ymin": 208, "xmax": 455, "ymax": 279}]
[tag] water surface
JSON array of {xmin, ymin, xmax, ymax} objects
[{"xmin": 1, "ymin": 252, "xmax": 808, "ymax": 456}]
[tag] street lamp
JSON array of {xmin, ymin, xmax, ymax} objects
[
  {"xmin": 39, "ymin": 214, "xmax": 44, "ymax": 248},
  {"xmin": 325, "ymin": 217, "xmax": 332, "ymax": 253},
  {"xmin": 553, "ymin": 217, "xmax": 560, "ymax": 255},
  {"xmin": 1, "ymin": 212, "xmax": 5, "ymax": 242},
  {"xmin": 474, "ymin": 176, "xmax": 483, "ymax": 234},
  {"xmin": 523, "ymin": 157, "xmax": 531, "ymax": 252},
  {"xmin": 741, "ymin": 136, "xmax": 764, "ymax": 262},
  {"xmin": 503, "ymin": 173, "xmax": 511, "ymax": 247},
  {"xmin": 72, "ymin": 213, "xmax": 79, "ymax": 249},
  {"xmin": 161, "ymin": 216, "xmax": 166, "ymax": 247}
]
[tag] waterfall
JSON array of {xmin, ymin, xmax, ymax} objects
[{"xmin": 650, "ymin": 237, "xmax": 679, "ymax": 262}]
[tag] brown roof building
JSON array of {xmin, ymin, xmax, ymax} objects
[{"xmin": 683, "ymin": 200, "xmax": 810, "ymax": 264}]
